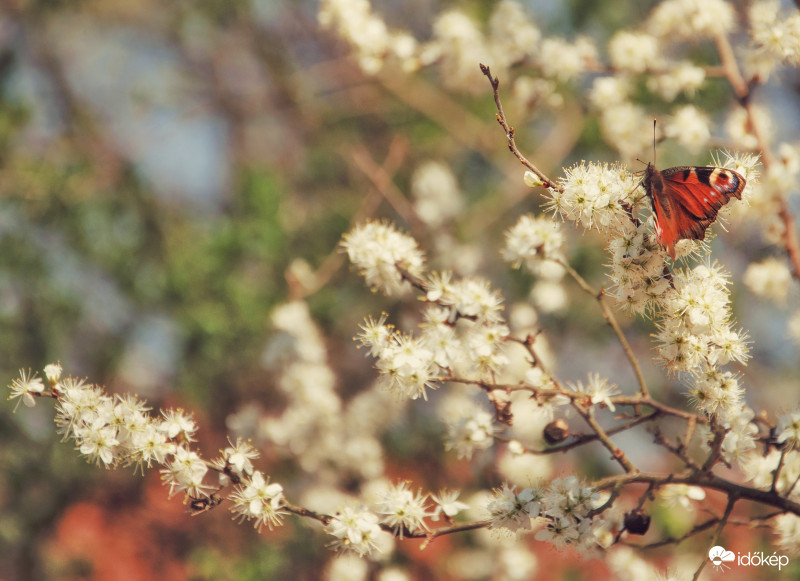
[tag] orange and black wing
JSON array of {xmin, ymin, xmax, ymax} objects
[{"xmin": 652, "ymin": 166, "xmax": 745, "ymax": 258}]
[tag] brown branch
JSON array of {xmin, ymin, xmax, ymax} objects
[
  {"xmin": 772, "ymin": 448, "xmax": 789, "ymax": 493},
  {"xmin": 349, "ymin": 144, "xmax": 422, "ymax": 232},
  {"xmin": 700, "ymin": 419, "xmax": 728, "ymax": 473},
  {"xmin": 446, "ymin": 368, "xmax": 702, "ymax": 425},
  {"xmin": 610, "ymin": 396, "xmax": 707, "ymax": 423},
  {"xmin": 779, "ymin": 202, "xmax": 800, "ymax": 279},
  {"xmin": 714, "ymin": 33, "xmax": 748, "ymax": 101},
  {"xmin": 594, "ymin": 471, "xmax": 800, "ymax": 516},
  {"xmin": 418, "ymin": 520, "xmax": 491, "ymax": 549},
  {"xmin": 282, "ymin": 502, "xmax": 334, "ymax": 526},
  {"xmin": 714, "ymin": 32, "xmax": 800, "ymax": 280},
  {"xmin": 479, "ymin": 63, "xmax": 562, "ymax": 192},
  {"xmin": 290, "ymin": 140, "xmax": 409, "ymax": 299},
  {"xmin": 508, "ymin": 412, "xmax": 661, "ymax": 456},
  {"xmin": 651, "ymin": 426, "xmax": 703, "ymax": 472},
  {"xmin": 635, "ymin": 516, "xmax": 719, "ymax": 549},
  {"xmin": 571, "ymin": 402, "xmax": 638, "ymax": 473},
  {"xmin": 557, "ymin": 258, "xmax": 650, "ymax": 398}
]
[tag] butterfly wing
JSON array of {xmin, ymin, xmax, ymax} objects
[{"xmin": 646, "ymin": 165, "xmax": 745, "ymax": 259}]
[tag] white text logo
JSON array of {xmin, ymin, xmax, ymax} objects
[{"xmin": 708, "ymin": 545, "xmax": 789, "ymax": 572}]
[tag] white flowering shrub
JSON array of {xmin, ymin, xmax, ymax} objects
[{"xmin": 8, "ymin": 0, "xmax": 800, "ymax": 579}]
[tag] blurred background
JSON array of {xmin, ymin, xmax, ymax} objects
[{"xmin": 1, "ymin": 0, "xmax": 798, "ymax": 579}]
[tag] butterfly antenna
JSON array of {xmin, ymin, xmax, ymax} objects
[{"xmin": 652, "ymin": 119, "xmax": 657, "ymax": 166}]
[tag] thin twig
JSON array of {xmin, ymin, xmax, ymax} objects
[
  {"xmin": 779, "ymin": 203, "xmax": 800, "ymax": 279},
  {"xmin": 651, "ymin": 426, "xmax": 703, "ymax": 472},
  {"xmin": 638, "ymin": 517, "xmax": 719, "ymax": 550},
  {"xmin": 772, "ymin": 448, "xmax": 789, "ymax": 493},
  {"xmin": 714, "ymin": 31, "xmax": 800, "ymax": 280},
  {"xmin": 350, "ymin": 144, "xmax": 422, "ymax": 231},
  {"xmin": 692, "ymin": 495, "xmax": 737, "ymax": 581},
  {"xmin": 502, "ymin": 412, "xmax": 661, "ymax": 456},
  {"xmin": 479, "ymin": 63, "xmax": 562, "ymax": 192},
  {"xmin": 556, "ymin": 258, "xmax": 650, "ymax": 398},
  {"xmin": 572, "ymin": 403, "xmax": 638, "ymax": 473}
]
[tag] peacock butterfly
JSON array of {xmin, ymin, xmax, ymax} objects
[{"xmin": 643, "ymin": 163, "xmax": 746, "ymax": 260}]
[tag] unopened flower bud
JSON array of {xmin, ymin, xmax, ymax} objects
[
  {"xmin": 543, "ymin": 418, "xmax": 569, "ymax": 444},
  {"xmin": 624, "ymin": 509, "xmax": 651, "ymax": 535},
  {"xmin": 44, "ymin": 363, "xmax": 62, "ymax": 384},
  {"xmin": 523, "ymin": 170, "xmax": 544, "ymax": 188}
]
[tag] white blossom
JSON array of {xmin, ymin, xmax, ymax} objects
[
  {"xmin": 489, "ymin": 0, "xmax": 541, "ymax": 66},
  {"xmin": 326, "ymin": 505, "xmax": 385, "ymax": 558},
  {"xmin": 659, "ymin": 484, "xmax": 705, "ymax": 511},
  {"xmin": 160, "ymin": 445, "xmax": 212, "ymax": 498},
  {"xmin": 341, "ymin": 221, "xmax": 425, "ymax": 295},
  {"xmin": 648, "ymin": 0, "xmax": 737, "ymax": 39},
  {"xmin": 229, "ymin": 470, "xmax": 286, "ymax": 531},
  {"xmin": 486, "ymin": 483, "xmax": 543, "ymax": 532},
  {"xmin": 589, "ymin": 76, "xmax": 631, "ymax": 110},
  {"xmin": 568, "ymin": 373, "xmax": 620, "ymax": 412},
  {"xmin": 664, "ymin": 105, "xmax": 710, "ymax": 152},
  {"xmin": 608, "ymin": 31, "xmax": 660, "ymax": 73},
  {"xmin": 549, "ymin": 162, "xmax": 640, "ymax": 235},
  {"xmin": 442, "ymin": 396, "xmax": 497, "ymax": 460},
  {"xmin": 777, "ymin": 411, "xmax": 800, "ymax": 450},
  {"xmin": 431, "ymin": 10, "xmax": 490, "ymax": 89},
  {"xmin": 503, "ymin": 214, "xmax": 564, "ymax": 269},
  {"xmin": 8, "ymin": 369, "xmax": 45, "ymax": 410},
  {"xmin": 44, "ymin": 363, "xmax": 63, "ymax": 384},
  {"xmin": 158, "ymin": 408, "xmax": 197, "ymax": 442},
  {"xmin": 749, "ymin": 0, "xmax": 800, "ymax": 66},
  {"xmin": 646, "ymin": 62, "xmax": 706, "ymax": 100},
  {"xmin": 741, "ymin": 448, "xmax": 782, "ymax": 490},
  {"xmin": 743, "ymin": 257, "xmax": 792, "ymax": 303},
  {"xmin": 375, "ymin": 481, "xmax": 430, "ymax": 537},
  {"xmin": 411, "ymin": 161, "xmax": 463, "ymax": 228},
  {"xmin": 430, "ymin": 489, "xmax": 470, "ymax": 520},
  {"xmin": 774, "ymin": 514, "xmax": 800, "ymax": 556},
  {"xmin": 537, "ymin": 37, "xmax": 598, "ymax": 81}
]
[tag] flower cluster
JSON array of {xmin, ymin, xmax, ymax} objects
[
  {"xmin": 345, "ymin": 224, "xmax": 515, "ymax": 400},
  {"xmin": 502, "ymin": 214, "xmax": 565, "ymax": 269},
  {"xmin": 749, "ymin": 0, "xmax": 800, "ymax": 69},
  {"xmin": 743, "ymin": 256, "xmax": 792, "ymax": 303},
  {"xmin": 440, "ymin": 392, "xmax": 498, "ymax": 460},
  {"xmin": 318, "ymin": 0, "xmax": 419, "ymax": 75},
  {"xmin": 647, "ymin": 0, "xmax": 736, "ymax": 40},
  {"xmin": 487, "ymin": 477, "xmax": 603, "ymax": 551},
  {"xmin": 340, "ymin": 220, "xmax": 425, "ymax": 295},
  {"xmin": 325, "ymin": 483, "xmax": 469, "ymax": 558},
  {"xmin": 654, "ymin": 264, "xmax": 749, "ymax": 373},
  {"xmin": 9, "ymin": 365, "xmax": 286, "ymax": 526},
  {"xmin": 229, "ymin": 471, "xmax": 286, "ymax": 531},
  {"xmin": 326, "ymin": 505, "xmax": 385, "ymax": 557},
  {"xmin": 375, "ymin": 481, "xmax": 430, "ymax": 538},
  {"xmin": 410, "ymin": 161, "xmax": 463, "ymax": 228},
  {"xmin": 259, "ymin": 300, "xmax": 390, "ymax": 480},
  {"xmin": 319, "ymin": 0, "xmax": 601, "ymax": 103},
  {"xmin": 355, "ymin": 293, "xmax": 509, "ymax": 400},
  {"xmin": 548, "ymin": 162, "xmax": 642, "ymax": 235}
]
